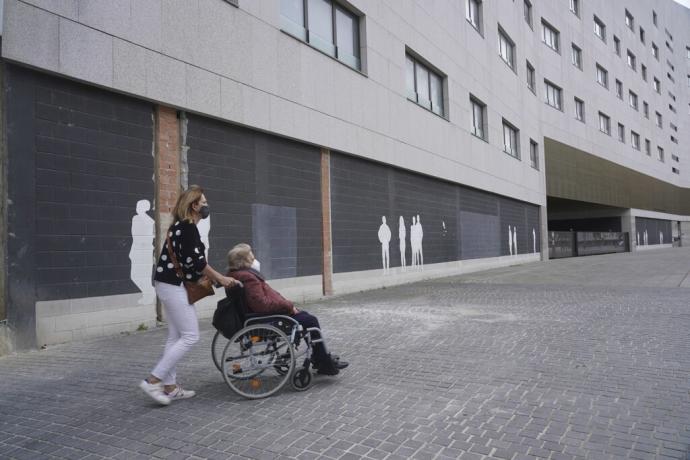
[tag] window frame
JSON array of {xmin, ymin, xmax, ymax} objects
[
  {"xmin": 526, "ymin": 60, "xmax": 536, "ymax": 93},
  {"xmin": 615, "ymin": 79, "xmax": 623, "ymax": 99},
  {"xmin": 625, "ymin": 9, "xmax": 634, "ymax": 31},
  {"xmin": 574, "ymin": 97, "xmax": 585, "ymax": 122},
  {"xmin": 629, "ymin": 90, "xmax": 638, "ymax": 110},
  {"xmin": 544, "ymin": 80, "xmax": 562, "ymax": 110},
  {"xmin": 627, "ymin": 50, "xmax": 637, "ymax": 71},
  {"xmin": 523, "ymin": 0, "xmax": 533, "ymax": 28},
  {"xmin": 594, "ymin": 16, "xmax": 606, "ymax": 42},
  {"xmin": 541, "ymin": 20, "xmax": 560, "ymax": 53},
  {"xmin": 569, "ymin": 0, "xmax": 580, "ymax": 17},
  {"xmin": 617, "ymin": 123, "xmax": 626, "ymax": 143},
  {"xmin": 529, "ymin": 139, "xmax": 539, "ymax": 170},
  {"xmin": 631, "ymin": 131, "xmax": 640, "ymax": 150},
  {"xmin": 596, "ymin": 64, "xmax": 609, "ymax": 88},
  {"xmin": 657, "ymin": 146, "xmax": 664, "ymax": 162},
  {"xmin": 466, "ymin": 0, "xmax": 483, "ymax": 34},
  {"xmin": 571, "ymin": 43, "xmax": 582, "ymax": 69},
  {"xmin": 470, "ymin": 95, "xmax": 487, "ymax": 141},
  {"xmin": 406, "ymin": 51, "xmax": 447, "ymax": 118},
  {"xmin": 498, "ymin": 26, "xmax": 516, "ymax": 71},
  {"xmin": 614, "ymin": 36, "xmax": 621, "ymax": 56},
  {"xmin": 502, "ymin": 119, "xmax": 520, "ymax": 159},
  {"xmin": 645, "ymin": 139, "xmax": 651, "ymax": 155},
  {"xmin": 598, "ymin": 111, "xmax": 611, "ymax": 135}
]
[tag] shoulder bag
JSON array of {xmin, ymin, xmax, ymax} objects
[{"xmin": 166, "ymin": 233, "xmax": 215, "ymax": 304}]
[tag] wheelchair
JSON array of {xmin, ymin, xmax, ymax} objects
[{"xmin": 211, "ymin": 288, "xmax": 325, "ymax": 399}]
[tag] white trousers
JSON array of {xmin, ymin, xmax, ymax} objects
[{"xmin": 151, "ymin": 281, "xmax": 199, "ymax": 385}]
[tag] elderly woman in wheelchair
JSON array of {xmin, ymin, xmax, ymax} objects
[{"xmin": 211, "ymin": 243, "xmax": 347, "ymax": 399}]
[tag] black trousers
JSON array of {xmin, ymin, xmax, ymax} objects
[{"xmin": 292, "ymin": 311, "xmax": 329, "ymax": 365}]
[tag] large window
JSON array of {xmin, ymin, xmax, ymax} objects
[
  {"xmin": 467, "ymin": 0, "xmax": 482, "ymax": 33},
  {"xmin": 542, "ymin": 20, "xmax": 560, "ymax": 52},
  {"xmin": 569, "ymin": 0, "xmax": 580, "ymax": 17},
  {"xmin": 625, "ymin": 10, "xmax": 634, "ymax": 31},
  {"xmin": 594, "ymin": 16, "xmax": 606, "ymax": 42},
  {"xmin": 627, "ymin": 50, "xmax": 637, "ymax": 71},
  {"xmin": 529, "ymin": 140, "xmax": 539, "ymax": 170},
  {"xmin": 655, "ymin": 111, "xmax": 663, "ymax": 128},
  {"xmin": 614, "ymin": 36, "xmax": 621, "ymax": 56},
  {"xmin": 571, "ymin": 44, "xmax": 582, "ymax": 69},
  {"xmin": 596, "ymin": 64, "xmax": 608, "ymax": 88},
  {"xmin": 526, "ymin": 61, "xmax": 535, "ymax": 93},
  {"xmin": 645, "ymin": 139, "xmax": 651, "ymax": 155},
  {"xmin": 544, "ymin": 80, "xmax": 562, "ymax": 110},
  {"xmin": 629, "ymin": 91, "xmax": 638, "ymax": 110},
  {"xmin": 652, "ymin": 43, "xmax": 659, "ymax": 59},
  {"xmin": 470, "ymin": 96, "xmax": 487, "ymax": 140},
  {"xmin": 617, "ymin": 123, "xmax": 625, "ymax": 143},
  {"xmin": 280, "ymin": 0, "xmax": 361, "ymax": 70},
  {"xmin": 498, "ymin": 27, "xmax": 515, "ymax": 70},
  {"xmin": 598, "ymin": 112, "xmax": 611, "ymax": 135},
  {"xmin": 653, "ymin": 77, "xmax": 661, "ymax": 93},
  {"xmin": 615, "ymin": 79, "xmax": 623, "ymax": 99},
  {"xmin": 574, "ymin": 97, "xmax": 585, "ymax": 122},
  {"xmin": 643, "ymin": 101, "xmax": 649, "ymax": 118},
  {"xmin": 641, "ymin": 64, "xmax": 647, "ymax": 81},
  {"xmin": 406, "ymin": 53, "xmax": 445, "ymax": 117},
  {"xmin": 502, "ymin": 119, "xmax": 520, "ymax": 158},
  {"xmin": 658, "ymin": 147, "xmax": 664, "ymax": 162}
]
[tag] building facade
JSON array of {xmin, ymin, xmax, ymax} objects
[{"xmin": 1, "ymin": 0, "xmax": 689, "ymax": 352}]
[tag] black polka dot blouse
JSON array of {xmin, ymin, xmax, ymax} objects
[{"xmin": 154, "ymin": 220, "xmax": 208, "ymax": 286}]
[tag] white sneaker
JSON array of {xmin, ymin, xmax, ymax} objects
[
  {"xmin": 166, "ymin": 386, "xmax": 196, "ymax": 401},
  {"xmin": 139, "ymin": 380, "xmax": 171, "ymax": 406}
]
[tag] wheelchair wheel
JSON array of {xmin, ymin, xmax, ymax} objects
[
  {"xmin": 211, "ymin": 330, "xmax": 225, "ymax": 372},
  {"xmin": 291, "ymin": 368, "xmax": 312, "ymax": 391},
  {"xmin": 221, "ymin": 324, "xmax": 295, "ymax": 399}
]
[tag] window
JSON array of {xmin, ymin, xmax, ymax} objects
[
  {"xmin": 470, "ymin": 96, "xmax": 486, "ymax": 140},
  {"xmin": 526, "ymin": 61, "xmax": 535, "ymax": 93},
  {"xmin": 529, "ymin": 140, "xmax": 539, "ymax": 169},
  {"xmin": 596, "ymin": 64, "xmax": 608, "ymax": 88},
  {"xmin": 615, "ymin": 79, "xmax": 623, "ymax": 99},
  {"xmin": 687, "ymin": 74, "xmax": 690, "ymax": 87},
  {"xmin": 542, "ymin": 20, "xmax": 560, "ymax": 52},
  {"xmin": 641, "ymin": 64, "xmax": 647, "ymax": 81},
  {"xmin": 658, "ymin": 147, "xmax": 664, "ymax": 162},
  {"xmin": 598, "ymin": 112, "xmax": 610, "ymax": 135},
  {"xmin": 655, "ymin": 111, "xmax": 662, "ymax": 128},
  {"xmin": 672, "ymin": 154, "xmax": 679, "ymax": 162},
  {"xmin": 524, "ymin": 0, "xmax": 532, "ymax": 27},
  {"xmin": 652, "ymin": 43, "xmax": 659, "ymax": 59},
  {"xmin": 618, "ymin": 123, "xmax": 625, "ymax": 143},
  {"xmin": 406, "ymin": 53, "xmax": 445, "ymax": 116},
  {"xmin": 627, "ymin": 50, "xmax": 636, "ymax": 70},
  {"xmin": 544, "ymin": 80, "xmax": 562, "ymax": 110},
  {"xmin": 574, "ymin": 97, "xmax": 585, "ymax": 121},
  {"xmin": 625, "ymin": 10, "xmax": 634, "ymax": 30},
  {"xmin": 571, "ymin": 44, "xmax": 582, "ymax": 69},
  {"xmin": 653, "ymin": 77, "xmax": 660, "ymax": 93},
  {"xmin": 498, "ymin": 27, "xmax": 515, "ymax": 70},
  {"xmin": 631, "ymin": 131, "xmax": 640, "ymax": 150},
  {"xmin": 614, "ymin": 36, "xmax": 621, "ymax": 56},
  {"xmin": 645, "ymin": 139, "xmax": 651, "ymax": 155},
  {"xmin": 672, "ymin": 167, "xmax": 679, "ymax": 174},
  {"xmin": 281, "ymin": 0, "xmax": 362, "ymax": 70},
  {"xmin": 569, "ymin": 0, "xmax": 579, "ymax": 17},
  {"xmin": 629, "ymin": 90, "xmax": 638, "ymax": 110},
  {"xmin": 643, "ymin": 101, "xmax": 649, "ymax": 118},
  {"xmin": 653, "ymin": 11, "xmax": 657, "ymax": 27},
  {"xmin": 502, "ymin": 120, "xmax": 520, "ymax": 158},
  {"xmin": 639, "ymin": 27, "xmax": 645, "ymax": 44},
  {"xmin": 594, "ymin": 16, "xmax": 606, "ymax": 42},
  {"xmin": 687, "ymin": 46, "xmax": 690, "ymax": 59},
  {"xmin": 466, "ymin": 0, "xmax": 482, "ymax": 33}
]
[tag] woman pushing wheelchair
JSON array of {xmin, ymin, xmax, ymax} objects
[{"xmin": 226, "ymin": 243, "xmax": 348, "ymax": 376}]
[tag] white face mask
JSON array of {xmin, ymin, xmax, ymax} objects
[{"xmin": 251, "ymin": 259, "xmax": 261, "ymax": 272}]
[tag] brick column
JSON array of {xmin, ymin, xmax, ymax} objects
[
  {"xmin": 321, "ymin": 148, "xmax": 333, "ymax": 296},
  {"xmin": 154, "ymin": 106, "xmax": 181, "ymax": 320}
]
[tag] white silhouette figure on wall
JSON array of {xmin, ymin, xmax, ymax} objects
[
  {"xmin": 416, "ymin": 214, "xmax": 424, "ymax": 267},
  {"xmin": 508, "ymin": 225, "xmax": 513, "ymax": 256},
  {"xmin": 636, "ymin": 232, "xmax": 640, "ymax": 246},
  {"xmin": 197, "ymin": 213, "xmax": 211, "ymax": 259},
  {"xmin": 660, "ymin": 231, "xmax": 664, "ymax": 245},
  {"xmin": 513, "ymin": 227, "xmax": 518, "ymax": 255},
  {"xmin": 441, "ymin": 220, "xmax": 447, "ymax": 238},
  {"xmin": 411, "ymin": 216, "xmax": 418, "ymax": 267},
  {"xmin": 532, "ymin": 228, "xmax": 536, "ymax": 253},
  {"xmin": 398, "ymin": 216, "xmax": 407, "ymax": 269},
  {"xmin": 129, "ymin": 199, "xmax": 155, "ymax": 305},
  {"xmin": 644, "ymin": 229, "xmax": 649, "ymax": 245},
  {"xmin": 378, "ymin": 216, "xmax": 391, "ymax": 272}
]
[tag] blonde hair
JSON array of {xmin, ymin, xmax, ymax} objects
[
  {"xmin": 227, "ymin": 243, "xmax": 253, "ymax": 271},
  {"xmin": 174, "ymin": 185, "xmax": 204, "ymax": 223}
]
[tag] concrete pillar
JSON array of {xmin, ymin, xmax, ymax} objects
[
  {"xmin": 321, "ymin": 148, "xmax": 333, "ymax": 296},
  {"xmin": 154, "ymin": 106, "xmax": 181, "ymax": 320},
  {"xmin": 621, "ymin": 209, "xmax": 636, "ymax": 252},
  {"xmin": 681, "ymin": 221, "xmax": 690, "ymax": 247}
]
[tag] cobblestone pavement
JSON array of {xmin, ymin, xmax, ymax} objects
[{"xmin": 1, "ymin": 248, "xmax": 690, "ymax": 460}]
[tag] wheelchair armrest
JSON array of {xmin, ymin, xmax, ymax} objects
[{"xmin": 244, "ymin": 314, "xmax": 300, "ymax": 328}]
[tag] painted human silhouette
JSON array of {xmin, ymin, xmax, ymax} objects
[
  {"xmin": 378, "ymin": 216, "xmax": 391, "ymax": 271},
  {"xmin": 660, "ymin": 231, "xmax": 663, "ymax": 245},
  {"xmin": 398, "ymin": 216, "xmax": 407, "ymax": 269},
  {"xmin": 513, "ymin": 226, "xmax": 518, "ymax": 255},
  {"xmin": 129, "ymin": 199, "xmax": 155, "ymax": 305},
  {"xmin": 197, "ymin": 212, "xmax": 211, "ymax": 259},
  {"xmin": 508, "ymin": 225, "xmax": 513, "ymax": 256},
  {"xmin": 636, "ymin": 232, "xmax": 640, "ymax": 246},
  {"xmin": 532, "ymin": 228, "xmax": 536, "ymax": 253},
  {"xmin": 416, "ymin": 214, "xmax": 424, "ymax": 267},
  {"xmin": 644, "ymin": 229, "xmax": 649, "ymax": 245},
  {"xmin": 410, "ymin": 216, "xmax": 418, "ymax": 267}
]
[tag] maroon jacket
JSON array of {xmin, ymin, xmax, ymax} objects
[{"xmin": 227, "ymin": 269, "xmax": 294, "ymax": 315}]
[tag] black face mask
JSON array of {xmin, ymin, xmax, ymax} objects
[{"xmin": 199, "ymin": 205, "xmax": 210, "ymax": 219}]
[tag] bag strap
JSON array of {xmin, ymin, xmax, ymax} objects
[{"xmin": 165, "ymin": 230, "xmax": 184, "ymax": 280}]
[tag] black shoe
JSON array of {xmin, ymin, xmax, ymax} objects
[
  {"xmin": 332, "ymin": 355, "xmax": 349, "ymax": 370},
  {"xmin": 316, "ymin": 354, "xmax": 348, "ymax": 375}
]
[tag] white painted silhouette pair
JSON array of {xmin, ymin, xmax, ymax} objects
[
  {"xmin": 378, "ymin": 215, "xmax": 424, "ymax": 271},
  {"xmin": 129, "ymin": 199, "xmax": 210, "ymax": 305}
]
